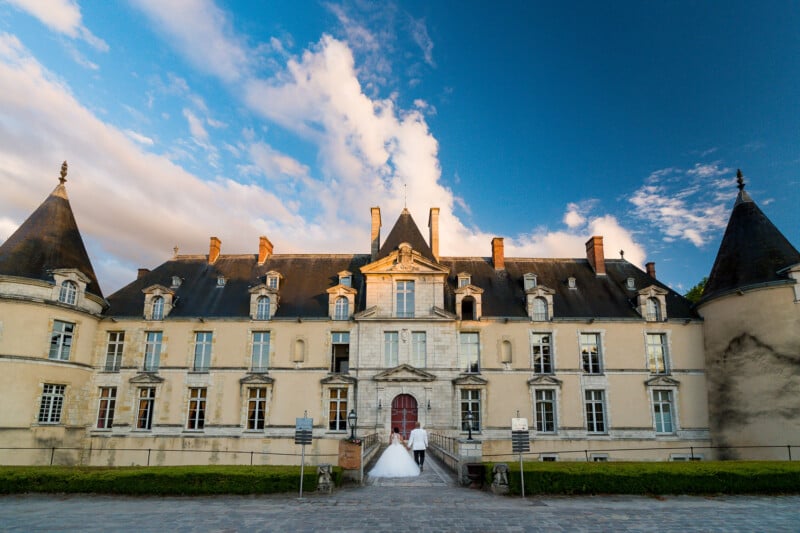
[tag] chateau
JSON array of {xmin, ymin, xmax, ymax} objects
[{"xmin": 0, "ymin": 164, "xmax": 798, "ymax": 466}]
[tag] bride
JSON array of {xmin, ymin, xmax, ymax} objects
[{"xmin": 368, "ymin": 427, "xmax": 421, "ymax": 478}]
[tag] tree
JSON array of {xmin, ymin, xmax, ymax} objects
[{"xmin": 684, "ymin": 277, "xmax": 707, "ymax": 304}]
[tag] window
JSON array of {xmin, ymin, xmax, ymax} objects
[
  {"xmin": 396, "ymin": 280, "xmax": 415, "ymax": 317},
  {"xmin": 532, "ymin": 297, "xmax": 548, "ymax": 321},
  {"xmin": 252, "ymin": 332, "xmax": 270, "ymax": 372},
  {"xmin": 539, "ymin": 454, "xmax": 558, "ymax": 462},
  {"xmin": 626, "ymin": 277, "xmax": 636, "ymax": 290},
  {"xmin": 524, "ymin": 273, "xmax": 537, "ymax": 290},
  {"xmin": 171, "ymin": 276, "xmax": 182, "ymax": 288},
  {"xmin": 187, "ymin": 387, "xmax": 207, "ymax": 430},
  {"xmin": 535, "ymin": 389, "xmax": 556, "ymax": 433},
  {"xmin": 384, "ymin": 332, "xmax": 399, "ymax": 367},
  {"xmin": 591, "ymin": 454, "xmax": 609, "ymax": 462},
  {"xmin": 256, "ymin": 296, "xmax": 270, "ymax": 320},
  {"xmin": 585, "ymin": 390, "xmax": 606, "ymax": 433},
  {"xmin": 458, "ymin": 274, "xmax": 470, "ymax": 288},
  {"xmin": 460, "ymin": 332, "xmax": 480, "ymax": 373},
  {"xmin": 59, "ymin": 280, "xmax": 77, "ymax": 305},
  {"xmin": 38, "ymin": 384, "xmax": 65, "ymax": 424},
  {"xmin": 96, "ymin": 387, "xmax": 116, "ymax": 429},
  {"xmin": 531, "ymin": 333, "xmax": 552, "ymax": 373},
  {"xmin": 411, "ymin": 332, "xmax": 427, "ymax": 367},
  {"xmin": 580, "ymin": 333, "xmax": 602, "ymax": 374},
  {"xmin": 193, "ymin": 331, "xmax": 212, "ymax": 372},
  {"xmin": 460, "ymin": 389, "xmax": 480, "ymax": 432},
  {"xmin": 646, "ymin": 333, "xmax": 668, "ymax": 374},
  {"xmin": 217, "ymin": 275, "xmax": 226, "ymax": 287},
  {"xmin": 334, "ymin": 297, "xmax": 349, "ymax": 320},
  {"xmin": 653, "ymin": 390, "xmax": 674, "ymax": 433},
  {"xmin": 104, "ymin": 331, "xmax": 124, "ymax": 371},
  {"xmin": 267, "ymin": 274, "xmax": 279, "ymax": 290},
  {"xmin": 247, "ymin": 388, "xmax": 268, "ymax": 430},
  {"xmin": 461, "ymin": 296, "xmax": 476, "ymax": 321},
  {"xmin": 331, "ymin": 332, "xmax": 350, "ymax": 372},
  {"xmin": 152, "ymin": 296, "xmax": 164, "ymax": 320},
  {"xmin": 340, "ymin": 274, "xmax": 352, "ymax": 287},
  {"xmin": 568, "ymin": 277, "xmax": 576, "ymax": 289},
  {"xmin": 646, "ymin": 297, "xmax": 662, "ymax": 321},
  {"xmin": 328, "ymin": 388, "xmax": 348, "ymax": 430},
  {"xmin": 143, "ymin": 331, "xmax": 162, "ymax": 371},
  {"xmin": 49, "ymin": 320, "xmax": 74, "ymax": 361},
  {"xmin": 136, "ymin": 387, "xmax": 155, "ymax": 430}
]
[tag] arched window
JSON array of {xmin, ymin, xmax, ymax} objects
[
  {"xmin": 533, "ymin": 297, "xmax": 548, "ymax": 321},
  {"xmin": 59, "ymin": 280, "xmax": 77, "ymax": 305},
  {"xmin": 152, "ymin": 296, "xmax": 164, "ymax": 320},
  {"xmin": 256, "ymin": 296, "xmax": 270, "ymax": 320},
  {"xmin": 646, "ymin": 297, "xmax": 661, "ymax": 321},
  {"xmin": 334, "ymin": 297, "xmax": 349, "ymax": 320},
  {"xmin": 461, "ymin": 296, "xmax": 476, "ymax": 321}
]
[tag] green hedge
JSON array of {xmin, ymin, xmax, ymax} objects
[
  {"xmin": 0, "ymin": 465, "xmax": 343, "ymax": 495},
  {"xmin": 489, "ymin": 461, "xmax": 800, "ymax": 495}
]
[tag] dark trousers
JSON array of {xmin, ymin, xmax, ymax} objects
[{"xmin": 413, "ymin": 449, "xmax": 425, "ymax": 467}]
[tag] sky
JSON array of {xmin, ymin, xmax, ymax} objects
[{"xmin": 0, "ymin": 0, "xmax": 798, "ymax": 296}]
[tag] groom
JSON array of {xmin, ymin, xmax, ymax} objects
[{"xmin": 406, "ymin": 422, "xmax": 429, "ymax": 472}]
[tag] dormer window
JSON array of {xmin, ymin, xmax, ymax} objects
[
  {"xmin": 524, "ymin": 273, "xmax": 538, "ymax": 290},
  {"xmin": 334, "ymin": 296, "xmax": 349, "ymax": 320},
  {"xmin": 249, "ymin": 284, "xmax": 279, "ymax": 320},
  {"xmin": 627, "ymin": 277, "xmax": 636, "ymax": 290},
  {"xmin": 637, "ymin": 286, "xmax": 668, "ymax": 322},
  {"xmin": 51, "ymin": 269, "xmax": 90, "ymax": 308},
  {"xmin": 217, "ymin": 276, "xmax": 226, "ymax": 287},
  {"xmin": 525, "ymin": 283, "xmax": 555, "ymax": 321},
  {"xmin": 568, "ymin": 277, "xmax": 577, "ymax": 289},
  {"xmin": 533, "ymin": 297, "xmax": 548, "ymax": 321},
  {"xmin": 458, "ymin": 273, "xmax": 471, "ymax": 288},
  {"xmin": 152, "ymin": 296, "xmax": 164, "ymax": 320},
  {"xmin": 171, "ymin": 276, "xmax": 182, "ymax": 289},
  {"xmin": 256, "ymin": 296, "xmax": 271, "ymax": 320},
  {"xmin": 338, "ymin": 271, "xmax": 352, "ymax": 287},
  {"xmin": 646, "ymin": 297, "xmax": 662, "ymax": 321},
  {"xmin": 327, "ymin": 280, "xmax": 357, "ymax": 321},
  {"xmin": 142, "ymin": 285, "xmax": 175, "ymax": 320},
  {"xmin": 266, "ymin": 271, "xmax": 281, "ymax": 290},
  {"xmin": 59, "ymin": 280, "xmax": 77, "ymax": 305}
]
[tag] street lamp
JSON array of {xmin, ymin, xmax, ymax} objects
[
  {"xmin": 347, "ymin": 409, "xmax": 358, "ymax": 440},
  {"xmin": 465, "ymin": 410, "xmax": 474, "ymax": 441}
]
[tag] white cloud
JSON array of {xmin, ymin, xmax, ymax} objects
[
  {"xmin": 563, "ymin": 202, "xmax": 586, "ymax": 228},
  {"xmin": 248, "ymin": 142, "xmax": 309, "ymax": 180},
  {"xmin": 408, "ymin": 15, "xmax": 434, "ymax": 67},
  {"xmin": 124, "ymin": 129, "xmax": 154, "ymax": 146},
  {"xmin": 5, "ymin": 0, "xmax": 108, "ymax": 51},
  {"xmin": 183, "ymin": 108, "xmax": 209, "ymax": 143}
]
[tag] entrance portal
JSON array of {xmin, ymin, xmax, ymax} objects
[{"xmin": 390, "ymin": 394, "xmax": 418, "ymax": 439}]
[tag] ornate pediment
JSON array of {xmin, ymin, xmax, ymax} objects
[
  {"xmin": 321, "ymin": 374, "xmax": 357, "ymax": 385},
  {"xmin": 527, "ymin": 375, "xmax": 562, "ymax": 387},
  {"xmin": 452, "ymin": 374, "xmax": 488, "ymax": 386},
  {"xmin": 141, "ymin": 284, "xmax": 174, "ymax": 296},
  {"xmin": 644, "ymin": 375, "xmax": 680, "ymax": 387},
  {"xmin": 638, "ymin": 285, "xmax": 669, "ymax": 297},
  {"xmin": 326, "ymin": 284, "xmax": 358, "ymax": 296},
  {"xmin": 525, "ymin": 285, "xmax": 555, "ymax": 296},
  {"xmin": 129, "ymin": 372, "xmax": 165, "ymax": 384},
  {"xmin": 455, "ymin": 284, "xmax": 485, "ymax": 295},
  {"xmin": 240, "ymin": 373, "xmax": 275, "ymax": 385},
  {"xmin": 361, "ymin": 248, "xmax": 450, "ymax": 276},
  {"xmin": 373, "ymin": 364, "xmax": 436, "ymax": 382}
]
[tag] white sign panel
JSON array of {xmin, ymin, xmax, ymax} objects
[{"xmin": 511, "ymin": 417, "xmax": 528, "ymax": 431}]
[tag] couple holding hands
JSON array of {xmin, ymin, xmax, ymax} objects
[{"xmin": 369, "ymin": 422, "xmax": 428, "ymax": 478}]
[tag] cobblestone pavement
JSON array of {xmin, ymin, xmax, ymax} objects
[{"xmin": 1, "ymin": 455, "xmax": 798, "ymax": 532}]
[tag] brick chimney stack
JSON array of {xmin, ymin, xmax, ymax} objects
[
  {"xmin": 370, "ymin": 207, "xmax": 381, "ymax": 261},
  {"xmin": 209, "ymin": 236, "xmax": 221, "ymax": 264},
  {"xmin": 258, "ymin": 236, "xmax": 273, "ymax": 265},
  {"xmin": 137, "ymin": 268, "xmax": 150, "ymax": 279},
  {"xmin": 646, "ymin": 261, "xmax": 656, "ymax": 279},
  {"xmin": 585, "ymin": 236, "xmax": 606, "ymax": 276},
  {"xmin": 428, "ymin": 207, "xmax": 440, "ymax": 262},
  {"xmin": 491, "ymin": 237, "xmax": 505, "ymax": 270}
]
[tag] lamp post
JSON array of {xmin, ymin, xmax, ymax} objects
[
  {"xmin": 348, "ymin": 409, "xmax": 358, "ymax": 440},
  {"xmin": 465, "ymin": 410, "xmax": 474, "ymax": 441}
]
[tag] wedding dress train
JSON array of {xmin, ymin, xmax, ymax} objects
[{"xmin": 368, "ymin": 434, "xmax": 421, "ymax": 478}]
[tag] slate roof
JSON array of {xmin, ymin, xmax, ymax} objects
[
  {"xmin": 702, "ymin": 185, "xmax": 800, "ymax": 303},
  {"xmin": 377, "ymin": 208, "xmax": 436, "ymax": 262},
  {"xmin": 0, "ymin": 181, "xmax": 103, "ymax": 298}
]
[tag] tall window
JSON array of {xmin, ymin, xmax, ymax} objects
[
  {"xmin": 247, "ymin": 388, "xmax": 268, "ymax": 430},
  {"xmin": 143, "ymin": 331, "xmax": 162, "ymax": 371},
  {"xmin": 532, "ymin": 297, "xmax": 548, "ymax": 321},
  {"xmin": 646, "ymin": 297, "xmax": 662, "ymax": 321},
  {"xmin": 59, "ymin": 280, "xmax": 77, "ymax": 305},
  {"xmin": 535, "ymin": 389, "xmax": 556, "ymax": 433},
  {"xmin": 646, "ymin": 333, "xmax": 668, "ymax": 374},
  {"xmin": 531, "ymin": 333, "xmax": 552, "ymax": 374},
  {"xmin": 460, "ymin": 389, "xmax": 481, "ymax": 431},
  {"xmin": 653, "ymin": 390, "xmax": 674, "ymax": 433},
  {"xmin": 334, "ymin": 297, "xmax": 349, "ymax": 320},
  {"xmin": 460, "ymin": 332, "xmax": 480, "ymax": 373},
  {"xmin": 411, "ymin": 332, "xmax": 427, "ymax": 367},
  {"xmin": 187, "ymin": 387, "xmax": 207, "ymax": 430},
  {"xmin": 580, "ymin": 333, "xmax": 602, "ymax": 374},
  {"xmin": 193, "ymin": 331, "xmax": 212, "ymax": 372},
  {"xmin": 96, "ymin": 387, "xmax": 116, "ymax": 429},
  {"xmin": 396, "ymin": 280, "xmax": 415, "ymax": 317},
  {"xmin": 331, "ymin": 332, "xmax": 350, "ymax": 373},
  {"xmin": 585, "ymin": 390, "xmax": 606, "ymax": 433},
  {"xmin": 384, "ymin": 332, "xmax": 399, "ymax": 367},
  {"xmin": 328, "ymin": 388, "xmax": 348, "ymax": 430},
  {"xmin": 266, "ymin": 274, "xmax": 279, "ymax": 290},
  {"xmin": 251, "ymin": 332, "xmax": 270, "ymax": 372},
  {"xmin": 136, "ymin": 387, "xmax": 155, "ymax": 430},
  {"xmin": 152, "ymin": 296, "xmax": 164, "ymax": 320},
  {"xmin": 38, "ymin": 384, "xmax": 65, "ymax": 424},
  {"xmin": 104, "ymin": 331, "xmax": 124, "ymax": 371},
  {"xmin": 49, "ymin": 320, "xmax": 74, "ymax": 361},
  {"xmin": 256, "ymin": 296, "xmax": 270, "ymax": 320}
]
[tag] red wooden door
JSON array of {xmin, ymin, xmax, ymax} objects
[{"xmin": 390, "ymin": 394, "xmax": 418, "ymax": 439}]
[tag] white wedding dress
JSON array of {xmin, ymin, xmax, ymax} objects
[{"xmin": 368, "ymin": 434, "xmax": 421, "ymax": 478}]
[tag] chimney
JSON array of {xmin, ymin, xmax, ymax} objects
[
  {"xmin": 137, "ymin": 268, "xmax": 150, "ymax": 280},
  {"xmin": 209, "ymin": 236, "xmax": 221, "ymax": 264},
  {"xmin": 370, "ymin": 207, "xmax": 381, "ymax": 261},
  {"xmin": 491, "ymin": 237, "xmax": 505, "ymax": 270},
  {"xmin": 646, "ymin": 261, "xmax": 656, "ymax": 279},
  {"xmin": 258, "ymin": 236, "xmax": 273, "ymax": 265},
  {"xmin": 428, "ymin": 207, "xmax": 440, "ymax": 261},
  {"xmin": 585, "ymin": 236, "xmax": 606, "ymax": 276}
]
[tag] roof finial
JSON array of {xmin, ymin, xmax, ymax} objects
[
  {"xmin": 173, "ymin": 245, "xmax": 179, "ymax": 258},
  {"xmin": 619, "ymin": 249, "xmax": 625, "ymax": 259},
  {"xmin": 59, "ymin": 161, "xmax": 68, "ymax": 184},
  {"xmin": 403, "ymin": 182, "xmax": 407, "ymax": 208},
  {"xmin": 736, "ymin": 168, "xmax": 745, "ymax": 191}
]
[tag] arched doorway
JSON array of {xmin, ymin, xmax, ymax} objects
[{"xmin": 391, "ymin": 394, "xmax": 418, "ymax": 439}]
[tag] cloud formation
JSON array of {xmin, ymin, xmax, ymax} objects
[{"xmin": 5, "ymin": 0, "xmax": 108, "ymax": 51}]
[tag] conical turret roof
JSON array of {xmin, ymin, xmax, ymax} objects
[
  {"xmin": 0, "ymin": 164, "xmax": 103, "ymax": 298},
  {"xmin": 376, "ymin": 208, "xmax": 436, "ymax": 262},
  {"xmin": 702, "ymin": 170, "xmax": 800, "ymax": 303}
]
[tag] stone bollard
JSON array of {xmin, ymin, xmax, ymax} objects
[
  {"xmin": 317, "ymin": 463, "xmax": 334, "ymax": 493},
  {"xmin": 490, "ymin": 463, "xmax": 510, "ymax": 495}
]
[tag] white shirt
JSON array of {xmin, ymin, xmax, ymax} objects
[{"xmin": 407, "ymin": 427, "xmax": 428, "ymax": 451}]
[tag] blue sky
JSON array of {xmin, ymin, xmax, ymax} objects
[{"xmin": 0, "ymin": 0, "xmax": 798, "ymax": 295}]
